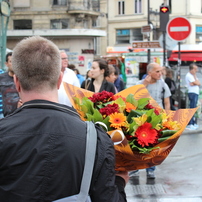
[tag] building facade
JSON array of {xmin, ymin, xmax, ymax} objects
[
  {"xmin": 106, "ymin": 0, "xmax": 202, "ymax": 54},
  {"xmin": 5, "ymin": 0, "xmax": 202, "ymax": 73},
  {"xmin": 6, "ymin": 0, "xmax": 107, "ymax": 74}
]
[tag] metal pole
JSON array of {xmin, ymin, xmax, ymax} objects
[
  {"xmin": 163, "ymin": 31, "xmax": 166, "ymax": 66},
  {"xmin": 177, "ymin": 42, "xmax": 181, "ymax": 109},
  {"xmin": 147, "ymin": 0, "xmax": 150, "ymax": 64}
]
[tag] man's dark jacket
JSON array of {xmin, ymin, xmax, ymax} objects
[{"xmin": 0, "ymin": 100, "xmax": 126, "ymax": 202}]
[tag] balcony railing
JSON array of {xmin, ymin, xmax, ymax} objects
[{"xmin": 67, "ymin": 0, "xmax": 100, "ymax": 12}]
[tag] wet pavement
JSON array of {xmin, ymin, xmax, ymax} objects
[{"xmin": 125, "ymin": 118, "xmax": 202, "ymax": 202}]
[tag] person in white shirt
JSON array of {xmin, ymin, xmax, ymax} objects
[
  {"xmin": 185, "ymin": 63, "xmax": 200, "ymax": 130},
  {"xmin": 58, "ymin": 50, "xmax": 80, "ymax": 106}
]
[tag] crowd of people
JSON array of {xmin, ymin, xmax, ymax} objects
[{"xmin": 0, "ymin": 36, "xmax": 199, "ymax": 201}]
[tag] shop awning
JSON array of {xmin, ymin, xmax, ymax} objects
[{"xmin": 168, "ymin": 52, "xmax": 202, "ymax": 62}]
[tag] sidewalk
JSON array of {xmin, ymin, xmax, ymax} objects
[{"xmin": 183, "ymin": 117, "xmax": 202, "ymax": 135}]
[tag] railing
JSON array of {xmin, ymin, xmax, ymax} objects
[{"xmin": 67, "ymin": 0, "xmax": 100, "ymax": 12}]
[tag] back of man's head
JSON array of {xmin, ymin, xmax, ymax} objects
[{"xmin": 12, "ymin": 36, "xmax": 61, "ymax": 92}]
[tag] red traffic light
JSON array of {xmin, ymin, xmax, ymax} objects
[{"xmin": 160, "ymin": 6, "xmax": 169, "ymax": 13}]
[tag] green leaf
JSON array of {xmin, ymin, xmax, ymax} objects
[
  {"xmin": 129, "ymin": 139, "xmax": 160, "ymax": 154},
  {"xmin": 126, "ymin": 94, "xmax": 138, "ymax": 106},
  {"xmin": 90, "ymin": 109, "xmax": 104, "ymax": 122},
  {"xmin": 158, "ymin": 136, "xmax": 171, "ymax": 143},
  {"xmin": 149, "ymin": 114, "xmax": 162, "ymax": 128},
  {"xmin": 137, "ymin": 98, "xmax": 150, "ymax": 109},
  {"xmin": 128, "ymin": 121, "xmax": 137, "ymax": 134},
  {"xmin": 127, "ymin": 109, "xmax": 143, "ymax": 123},
  {"xmin": 102, "ymin": 116, "xmax": 111, "ymax": 130},
  {"xmin": 161, "ymin": 130, "xmax": 177, "ymax": 137}
]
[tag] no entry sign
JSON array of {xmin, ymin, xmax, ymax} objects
[{"xmin": 167, "ymin": 17, "xmax": 191, "ymax": 41}]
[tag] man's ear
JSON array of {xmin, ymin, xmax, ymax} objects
[
  {"xmin": 13, "ymin": 74, "xmax": 21, "ymax": 93},
  {"xmin": 57, "ymin": 71, "xmax": 63, "ymax": 89}
]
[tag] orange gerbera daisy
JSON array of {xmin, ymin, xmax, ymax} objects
[
  {"xmin": 125, "ymin": 102, "xmax": 137, "ymax": 112},
  {"xmin": 135, "ymin": 122, "xmax": 158, "ymax": 147},
  {"xmin": 109, "ymin": 112, "xmax": 127, "ymax": 129}
]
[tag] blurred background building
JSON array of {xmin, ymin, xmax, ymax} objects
[{"xmin": 2, "ymin": 0, "xmax": 202, "ymax": 72}]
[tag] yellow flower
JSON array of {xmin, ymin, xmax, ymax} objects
[
  {"xmin": 164, "ymin": 121, "xmax": 181, "ymax": 131},
  {"xmin": 109, "ymin": 112, "xmax": 127, "ymax": 129},
  {"xmin": 154, "ymin": 123, "xmax": 162, "ymax": 131},
  {"xmin": 133, "ymin": 114, "xmax": 147, "ymax": 126},
  {"xmin": 161, "ymin": 113, "xmax": 169, "ymax": 123}
]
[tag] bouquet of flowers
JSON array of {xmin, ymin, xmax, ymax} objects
[{"xmin": 64, "ymin": 83, "xmax": 197, "ymax": 171}]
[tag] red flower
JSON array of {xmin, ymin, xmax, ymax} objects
[
  {"xmin": 99, "ymin": 103, "xmax": 119, "ymax": 116},
  {"xmin": 113, "ymin": 95, "xmax": 126, "ymax": 102},
  {"xmin": 145, "ymin": 103, "xmax": 160, "ymax": 115},
  {"xmin": 145, "ymin": 103, "xmax": 154, "ymax": 109},
  {"xmin": 135, "ymin": 122, "xmax": 158, "ymax": 147},
  {"xmin": 88, "ymin": 91, "xmax": 115, "ymax": 104}
]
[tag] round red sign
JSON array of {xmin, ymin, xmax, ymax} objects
[{"xmin": 167, "ymin": 17, "xmax": 191, "ymax": 41}]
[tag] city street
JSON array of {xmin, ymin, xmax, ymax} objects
[{"xmin": 125, "ymin": 120, "xmax": 202, "ymax": 202}]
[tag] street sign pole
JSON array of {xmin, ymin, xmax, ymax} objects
[
  {"xmin": 147, "ymin": 0, "xmax": 150, "ymax": 64},
  {"xmin": 163, "ymin": 31, "xmax": 166, "ymax": 66},
  {"xmin": 177, "ymin": 42, "xmax": 181, "ymax": 109},
  {"xmin": 167, "ymin": 17, "xmax": 191, "ymax": 109}
]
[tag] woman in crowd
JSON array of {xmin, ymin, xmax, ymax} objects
[{"xmin": 81, "ymin": 59, "xmax": 116, "ymax": 93}]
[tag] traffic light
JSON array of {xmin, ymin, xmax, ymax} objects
[{"xmin": 159, "ymin": 5, "xmax": 170, "ymax": 32}]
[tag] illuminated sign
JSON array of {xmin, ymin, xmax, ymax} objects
[{"xmin": 160, "ymin": 6, "xmax": 169, "ymax": 13}]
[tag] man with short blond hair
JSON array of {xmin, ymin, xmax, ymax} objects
[{"xmin": 0, "ymin": 36, "xmax": 128, "ymax": 202}]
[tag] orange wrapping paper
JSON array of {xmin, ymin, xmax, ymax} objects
[{"xmin": 64, "ymin": 83, "xmax": 197, "ymax": 171}]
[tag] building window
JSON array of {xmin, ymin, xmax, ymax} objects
[
  {"xmin": 116, "ymin": 28, "xmax": 143, "ymax": 44},
  {"xmin": 92, "ymin": 16, "xmax": 100, "ymax": 27},
  {"xmin": 14, "ymin": 20, "xmax": 32, "ymax": 29},
  {"xmin": 53, "ymin": 0, "xmax": 67, "ymax": 6},
  {"xmin": 83, "ymin": 19, "xmax": 88, "ymax": 29},
  {"xmin": 50, "ymin": 19, "xmax": 68, "ymax": 29},
  {"xmin": 116, "ymin": 29, "xmax": 130, "ymax": 44},
  {"xmin": 134, "ymin": 0, "xmax": 142, "ymax": 14},
  {"xmin": 196, "ymin": 26, "xmax": 202, "ymax": 44},
  {"xmin": 92, "ymin": 0, "xmax": 100, "ymax": 12},
  {"xmin": 118, "ymin": 1, "xmax": 125, "ymax": 15},
  {"xmin": 131, "ymin": 28, "xmax": 143, "ymax": 41}
]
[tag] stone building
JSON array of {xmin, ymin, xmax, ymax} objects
[
  {"xmin": 6, "ymin": 0, "xmax": 107, "ymax": 74},
  {"xmin": 5, "ymin": 0, "xmax": 202, "ymax": 73}
]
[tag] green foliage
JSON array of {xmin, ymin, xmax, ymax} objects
[
  {"xmin": 129, "ymin": 139, "xmax": 160, "ymax": 154},
  {"xmin": 137, "ymin": 98, "xmax": 150, "ymax": 109},
  {"xmin": 126, "ymin": 94, "xmax": 138, "ymax": 106}
]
